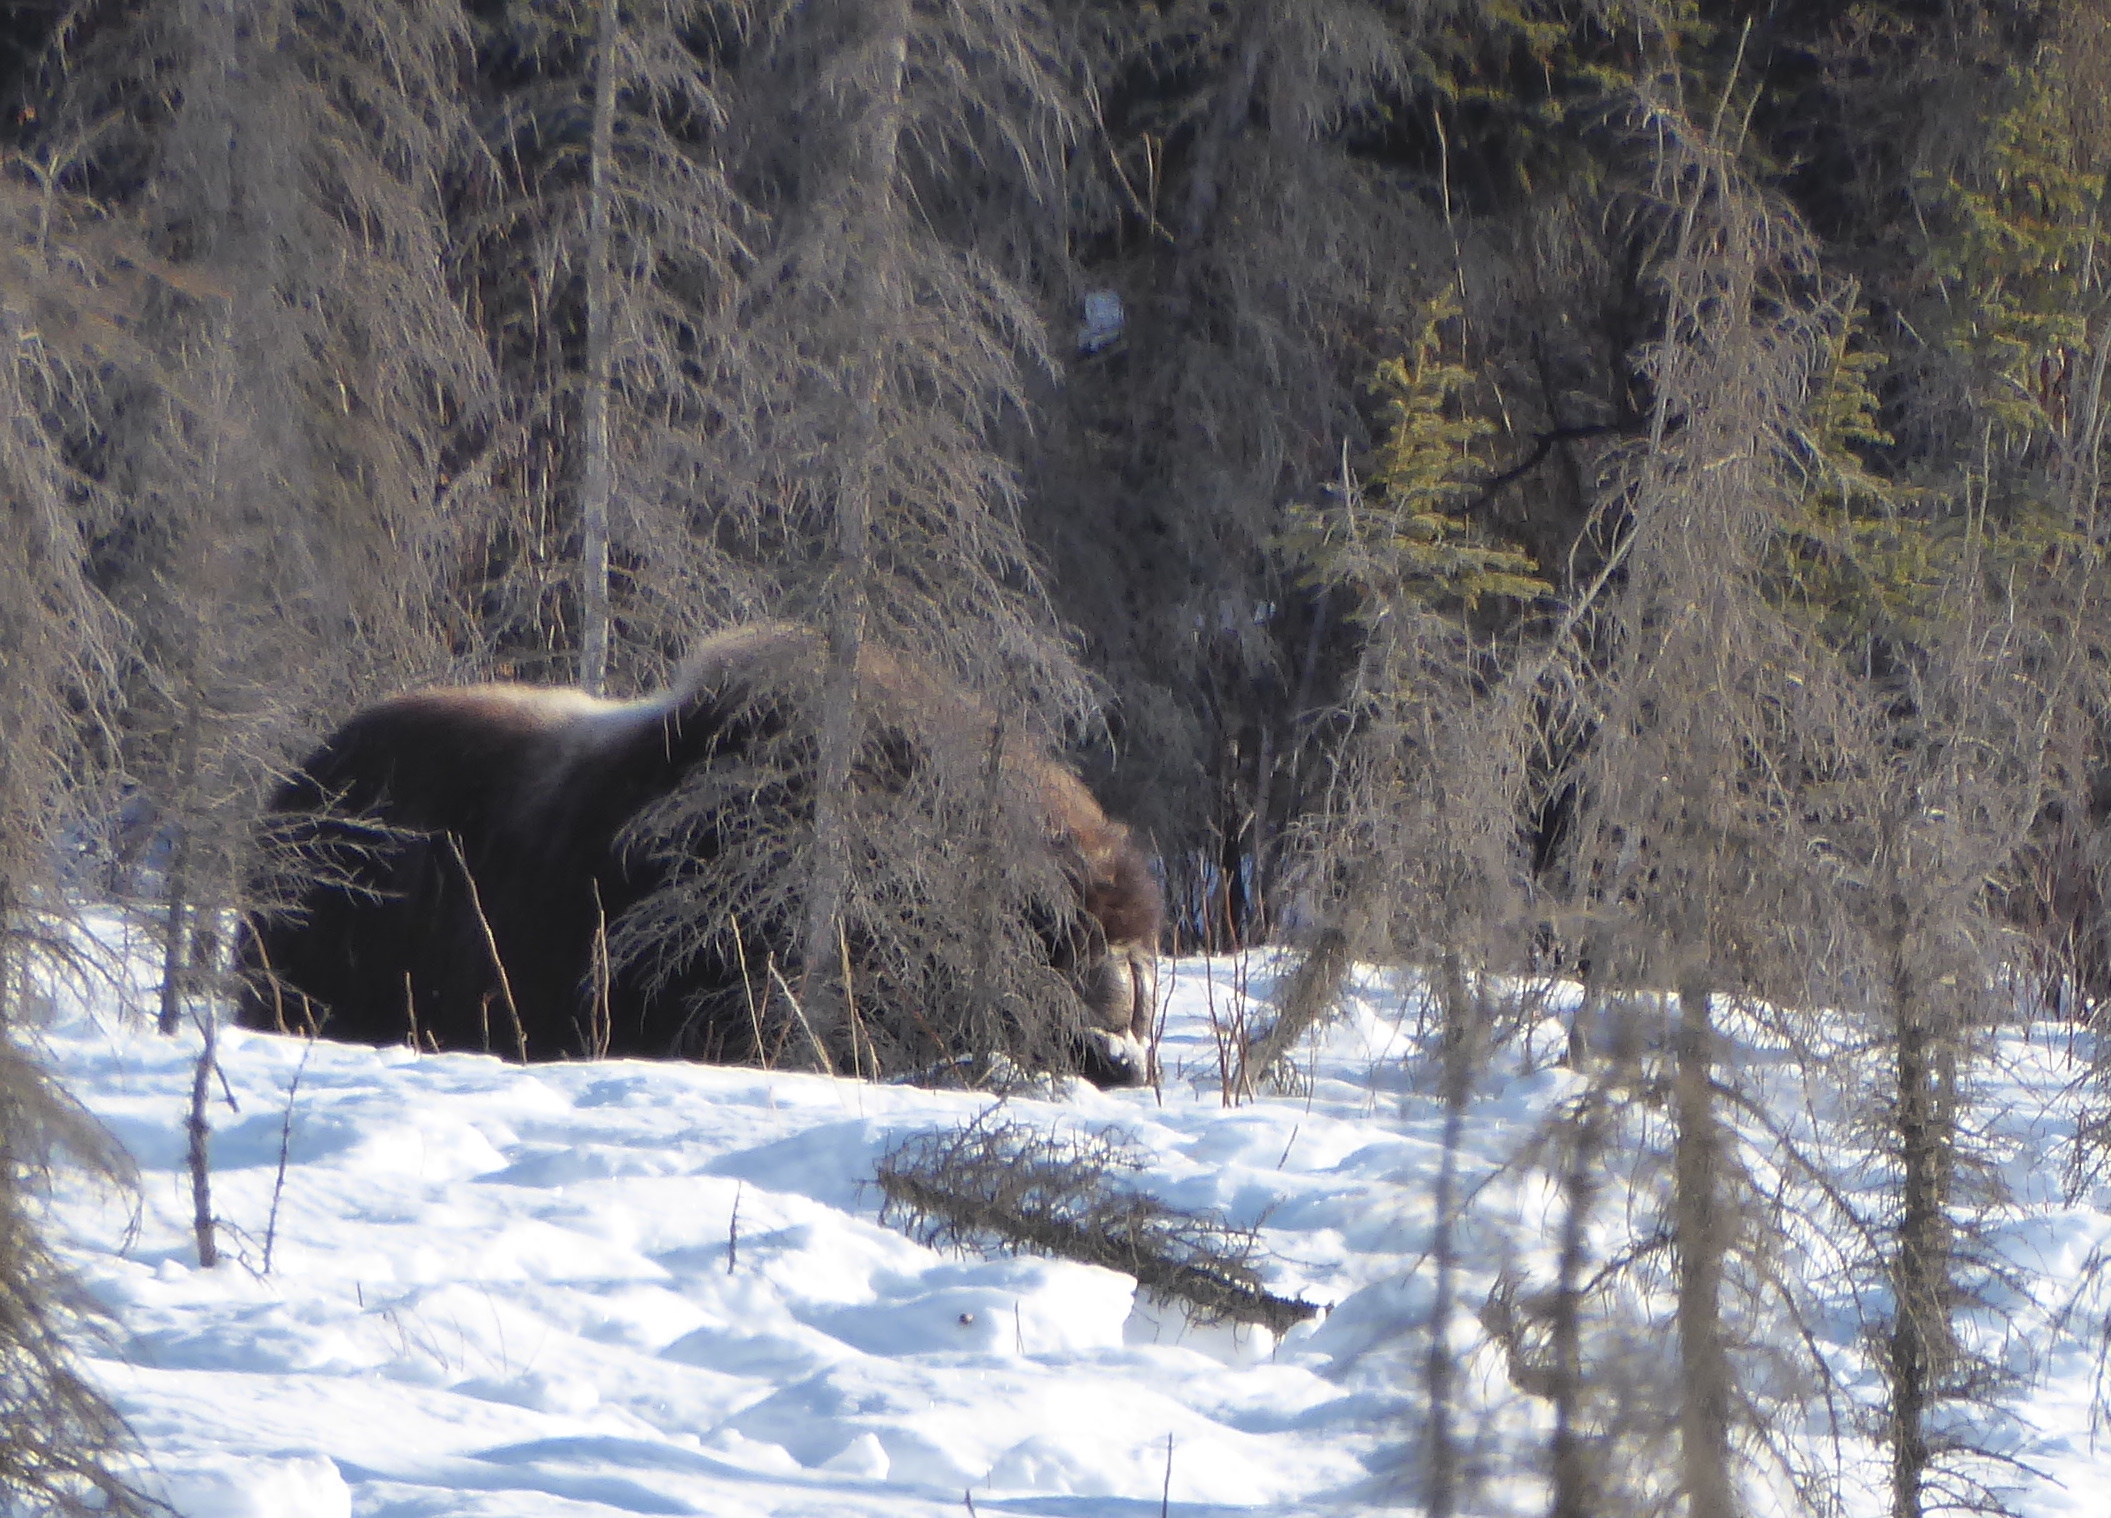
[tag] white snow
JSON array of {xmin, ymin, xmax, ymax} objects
[{"xmin": 21, "ymin": 916, "xmax": 2111, "ymax": 1516}]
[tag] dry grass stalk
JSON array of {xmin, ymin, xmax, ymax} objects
[{"xmin": 444, "ymin": 833, "xmax": 527, "ymax": 1064}]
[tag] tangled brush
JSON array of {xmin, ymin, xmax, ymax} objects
[{"xmin": 875, "ymin": 1117, "xmax": 1320, "ymax": 1335}]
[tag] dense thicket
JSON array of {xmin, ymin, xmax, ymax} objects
[{"xmin": 4, "ymin": 0, "xmax": 2111, "ymax": 1510}]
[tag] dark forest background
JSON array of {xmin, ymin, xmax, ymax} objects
[{"xmin": 6, "ymin": 1, "xmax": 2111, "ymax": 1514}]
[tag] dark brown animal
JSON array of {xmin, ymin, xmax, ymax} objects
[{"xmin": 235, "ymin": 625, "xmax": 1160, "ymax": 1086}]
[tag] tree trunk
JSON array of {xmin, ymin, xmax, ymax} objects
[
  {"xmin": 578, "ymin": 0, "xmax": 620, "ymax": 696},
  {"xmin": 157, "ymin": 700, "xmax": 202, "ymax": 1036},
  {"xmin": 0, "ymin": 871, "xmax": 13, "ymax": 1027},
  {"xmin": 1423, "ymin": 954, "xmax": 1480, "ymax": 1517},
  {"xmin": 962, "ymin": 720, "xmax": 1008, "ymax": 1042},
  {"xmin": 1674, "ymin": 974, "xmax": 1735, "ymax": 1518},
  {"xmin": 798, "ymin": 553, "xmax": 869, "ymax": 1060},
  {"xmin": 1548, "ymin": 983, "xmax": 1618, "ymax": 1518},
  {"xmin": 1247, "ymin": 588, "xmax": 1329, "ymax": 942},
  {"xmin": 1177, "ymin": 9, "xmax": 1267, "ymax": 250},
  {"xmin": 1244, "ymin": 724, "xmax": 1274, "ymax": 943},
  {"xmin": 795, "ymin": 0, "xmax": 908, "ymax": 1054},
  {"xmin": 186, "ymin": 1010, "xmax": 219, "ymax": 1268},
  {"xmin": 1889, "ymin": 950, "xmax": 1949, "ymax": 1518}
]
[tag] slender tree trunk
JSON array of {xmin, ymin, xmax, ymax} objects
[
  {"xmin": 1177, "ymin": 9, "xmax": 1266, "ymax": 250},
  {"xmin": 1244, "ymin": 725, "xmax": 1274, "ymax": 943},
  {"xmin": 1548, "ymin": 984, "xmax": 1618, "ymax": 1518},
  {"xmin": 799, "ymin": 477, "xmax": 872, "ymax": 1052},
  {"xmin": 0, "ymin": 871, "xmax": 13, "ymax": 1026},
  {"xmin": 962, "ymin": 720, "xmax": 1008, "ymax": 1043},
  {"xmin": 1673, "ymin": 974, "xmax": 1735, "ymax": 1518},
  {"xmin": 157, "ymin": 699, "xmax": 202, "ymax": 1036},
  {"xmin": 578, "ymin": 0, "xmax": 620, "ymax": 696},
  {"xmin": 1247, "ymin": 588, "xmax": 1329, "ymax": 941},
  {"xmin": 1217, "ymin": 819, "xmax": 1248, "ymax": 952},
  {"xmin": 186, "ymin": 1010, "xmax": 219, "ymax": 1268},
  {"xmin": 1423, "ymin": 954, "xmax": 1480, "ymax": 1518},
  {"xmin": 795, "ymin": 0, "xmax": 908, "ymax": 1052},
  {"xmin": 160, "ymin": 334, "xmax": 229, "ymax": 1037},
  {"xmin": 1547, "ymin": 1109, "xmax": 1601, "ymax": 1517},
  {"xmin": 1889, "ymin": 947, "xmax": 1949, "ymax": 1518},
  {"xmin": 157, "ymin": 834, "xmax": 192, "ymax": 1036}
]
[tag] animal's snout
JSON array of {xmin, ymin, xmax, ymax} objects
[
  {"xmin": 1075, "ymin": 1028, "xmax": 1150, "ymax": 1088},
  {"xmin": 1069, "ymin": 942, "xmax": 1154, "ymax": 1088}
]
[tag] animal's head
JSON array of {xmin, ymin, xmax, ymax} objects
[
  {"xmin": 1067, "ymin": 935, "xmax": 1158, "ymax": 1087},
  {"xmin": 1041, "ymin": 770, "xmax": 1162, "ymax": 1089}
]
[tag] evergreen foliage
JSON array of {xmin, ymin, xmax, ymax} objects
[{"xmin": 1284, "ymin": 298, "xmax": 1547, "ymax": 619}]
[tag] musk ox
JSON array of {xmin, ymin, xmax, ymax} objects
[{"xmin": 235, "ymin": 623, "xmax": 1161, "ymax": 1086}]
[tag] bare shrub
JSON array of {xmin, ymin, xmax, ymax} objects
[
  {"xmin": 0, "ymin": 141, "xmax": 160, "ymax": 1518},
  {"xmin": 0, "ymin": 1037, "xmax": 150, "ymax": 1515},
  {"xmin": 612, "ymin": 636, "xmax": 1116, "ymax": 1080}
]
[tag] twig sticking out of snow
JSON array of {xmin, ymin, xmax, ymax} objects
[
  {"xmin": 262, "ymin": 1037, "xmax": 311, "ymax": 1275},
  {"xmin": 875, "ymin": 1118, "xmax": 1320, "ymax": 1335}
]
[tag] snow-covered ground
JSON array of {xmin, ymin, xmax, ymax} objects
[{"xmin": 20, "ymin": 915, "xmax": 2111, "ymax": 1516}]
